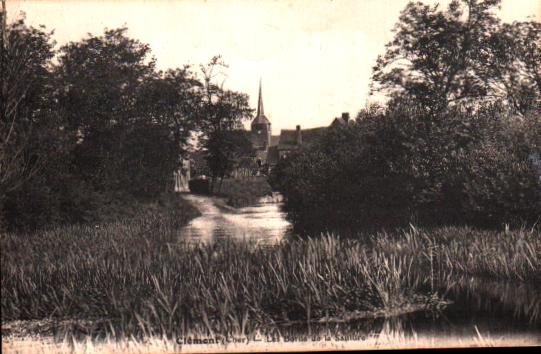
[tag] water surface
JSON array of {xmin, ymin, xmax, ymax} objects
[
  {"xmin": 180, "ymin": 193, "xmax": 292, "ymax": 245},
  {"xmin": 179, "ymin": 193, "xmax": 540, "ymax": 340}
]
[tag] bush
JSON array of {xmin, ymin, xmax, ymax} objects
[
  {"xmin": 273, "ymin": 103, "xmax": 541, "ymax": 233},
  {"xmin": 189, "ymin": 178, "xmax": 211, "ymax": 195},
  {"xmin": 215, "ymin": 177, "xmax": 272, "ymax": 207}
]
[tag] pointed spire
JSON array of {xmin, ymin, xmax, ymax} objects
[
  {"xmin": 252, "ymin": 78, "xmax": 270, "ymax": 125},
  {"xmin": 257, "ymin": 78, "xmax": 264, "ymax": 118}
]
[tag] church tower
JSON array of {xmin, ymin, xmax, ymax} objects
[{"xmin": 251, "ymin": 80, "xmax": 271, "ymax": 159}]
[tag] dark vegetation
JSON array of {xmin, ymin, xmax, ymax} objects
[
  {"xmin": 214, "ymin": 177, "xmax": 272, "ymax": 207},
  {"xmin": 188, "ymin": 177, "xmax": 211, "ymax": 195},
  {"xmin": 189, "ymin": 177, "xmax": 272, "ymax": 208},
  {"xmin": 2, "ymin": 223, "xmax": 539, "ymax": 337},
  {"xmin": 0, "ymin": 9, "xmax": 252, "ymax": 231},
  {"xmin": 271, "ymin": 105, "xmax": 541, "ymax": 233},
  {"xmin": 271, "ymin": 0, "xmax": 541, "ymax": 234}
]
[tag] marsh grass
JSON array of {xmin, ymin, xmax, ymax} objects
[
  {"xmin": 2, "ymin": 218, "xmax": 540, "ymax": 340},
  {"xmin": 369, "ymin": 225, "xmax": 541, "ymax": 283}
]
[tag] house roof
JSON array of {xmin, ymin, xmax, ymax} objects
[
  {"xmin": 330, "ymin": 113, "xmax": 354, "ymax": 127},
  {"xmin": 301, "ymin": 127, "xmax": 327, "ymax": 145},
  {"xmin": 277, "ymin": 127, "xmax": 326, "ymax": 150},
  {"xmin": 278, "ymin": 129, "xmax": 297, "ymax": 149}
]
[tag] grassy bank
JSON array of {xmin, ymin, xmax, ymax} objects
[
  {"xmin": 95, "ymin": 193, "xmax": 201, "ymax": 229},
  {"xmin": 214, "ymin": 177, "xmax": 272, "ymax": 207},
  {"xmin": 2, "ymin": 222, "xmax": 540, "ymax": 339}
]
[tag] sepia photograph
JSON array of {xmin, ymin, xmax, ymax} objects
[{"xmin": 1, "ymin": 0, "xmax": 540, "ymax": 352}]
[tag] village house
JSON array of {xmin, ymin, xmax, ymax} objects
[
  {"xmin": 184, "ymin": 80, "xmax": 353, "ymax": 182},
  {"xmin": 247, "ymin": 81, "xmax": 338, "ymax": 174}
]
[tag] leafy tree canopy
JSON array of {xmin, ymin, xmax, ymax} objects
[{"xmin": 371, "ymin": 0, "xmax": 540, "ymax": 113}]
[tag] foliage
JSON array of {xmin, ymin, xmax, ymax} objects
[
  {"xmin": 215, "ymin": 177, "xmax": 272, "ymax": 207},
  {"xmin": 2, "ymin": 222, "xmax": 539, "ymax": 338},
  {"xmin": 0, "ymin": 15, "xmax": 64, "ymax": 230},
  {"xmin": 204, "ymin": 130, "xmax": 254, "ymax": 192},
  {"xmin": 273, "ymin": 103, "xmax": 541, "ymax": 233},
  {"xmin": 138, "ymin": 67, "xmax": 201, "ymax": 157},
  {"xmin": 55, "ymin": 27, "xmax": 180, "ymax": 197},
  {"xmin": 273, "ymin": 0, "xmax": 541, "ymax": 233},
  {"xmin": 1, "ymin": 21, "xmax": 204, "ymax": 230},
  {"xmin": 189, "ymin": 177, "xmax": 211, "ymax": 195},
  {"xmin": 487, "ymin": 20, "xmax": 541, "ymax": 113},
  {"xmin": 196, "ymin": 56, "xmax": 254, "ymax": 191},
  {"xmin": 371, "ymin": 0, "xmax": 540, "ymax": 112}
]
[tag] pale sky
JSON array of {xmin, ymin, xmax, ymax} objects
[{"xmin": 6, "ymin": 0, "xmax": 540, "ymax": 133}]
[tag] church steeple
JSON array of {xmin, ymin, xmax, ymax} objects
[
  {"xmin": 256, "ymin": 79, "xmax": 264, "ymax": 118},
  {"xmin": 251, "ymin": 79, "xmax": 271, "ymax": 153},
  {"xmin": 252, "ymin": 79, "xmax": 270, "ymax": 125}
]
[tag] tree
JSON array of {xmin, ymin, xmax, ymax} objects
[
  {"xmin": 487, "ymin": 20, "xmax": 541, "ymax": 113},
  {"xmin": 139, "ymin": 68, "xmax": 201, "ymax": 149},
  {"xmin": 196, "ymin": 56, "xmax": 253, "ymax": 191},
  {"xmin": 55, "ymin": 27, "xmax": 204, "ymax": 198},
  {"xmin": 0, "ymin": 9, "xmax": 62, "ymax": 229},
  {"xmin": 204, "ymin": 130, "xmax": 254, "ymax": 187},
  {"xmin": 137, "ymin": 68, "xmax": 202, "ymax": 192},
  {"xmin": 56, "ymin": 28, "xmax": 159, "ymax": 194},
  {"xmin": 371, "ymin": 0, "xmax": 503, "ymax": 111}
]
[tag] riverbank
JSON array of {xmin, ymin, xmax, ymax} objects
[
  {"xmin": 2, "ymin": 222, "xmax": 539, "ymax": 343},
  {"xmin": 3, "ymin": 192, "xmax": 201, "ymax": 235},
  {"xmin": 213, "ymin": 177, "xmax": 272, "ymax": 207}
]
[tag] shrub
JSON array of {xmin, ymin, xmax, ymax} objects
[
  {"xmin": 215, "ymin": 177, "xmax": 272, "ymax": 207},
  {"xmin": 273, "ymin": 103, "xmax": 541, "ymax": 233},
  {"xmin": 189, "ymin": 178, "xmax": 211, "ymax": 195}
]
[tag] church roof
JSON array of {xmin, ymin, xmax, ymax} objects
[{"xmin": 251, "ymin": 80, "xmax": 271, "ymax": 125}]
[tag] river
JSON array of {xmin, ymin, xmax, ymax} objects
[
  {"xmin": 179, "ymin": 193, "xmax": 540, "ymax": 341},
  {"xmin": 179, "ymin": 193, "xmax": 293, "ymax": 245}
]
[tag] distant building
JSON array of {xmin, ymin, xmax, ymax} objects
[
  {"xmin": 251, "ymin": 80, "xmax": 272, "ymax": 166},
  {"xmin": 331, "ymin": 112, "xmax": 353, "ymax": 127},
  {"xmin": 185, "ymin": 80, "xmax": 347, "ymax": 182},
  {"xmin": 183, "ymin": 79, "xmax": 353, "ymax": 180},
  {"xmin": 248, "ymin": 81, "xmax": 333, "ymax": 171}
]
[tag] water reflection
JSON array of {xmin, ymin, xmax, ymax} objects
[
  {"xmin": 179, "ymin": 194, "xmax": 540, "ymax": 339},
  {"xmin": 270, "ymin": 279, "xmax": 541, "ymax": 340},
  {"xmin": 319, "ymin": 276, "xmax": 541, "ymax": 338},
  {"xmin": 438, "ymin": 276, "xmax": 541, "ymax": 326},
  {"xmin": 180, "ymin": 194, "xmax": 292, "ymax": 245}
]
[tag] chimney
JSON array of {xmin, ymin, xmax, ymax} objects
[
  {"xmin": 295, "ymin": 125, "xmax": 302, "ymax": 145},
  {"xmin": 341, "ymin": 112, "xmax": 350, "ymax": 122}
]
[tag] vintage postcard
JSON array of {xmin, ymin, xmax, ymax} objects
[{"xmin": 1, "ymin": 0, "xmax": 540, "ymax": 352}]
